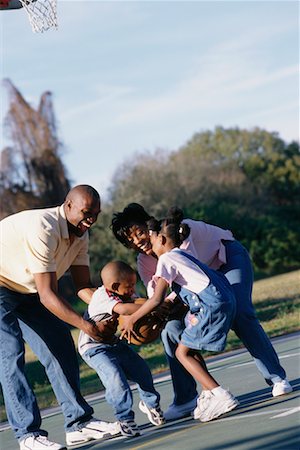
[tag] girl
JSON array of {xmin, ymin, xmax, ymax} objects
[{"xmin": 120, "ymin": 208, "xmax": 239, "ymax": 422}]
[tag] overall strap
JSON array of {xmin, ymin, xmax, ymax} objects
[{"xmin": 173, "ymin": 248, "xmax": 205, "ymax": 271}]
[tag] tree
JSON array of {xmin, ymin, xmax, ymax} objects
[
  {"xmin": 0, "ymin": 79, "xmax": 70, "ymax": 218},
  {"xmin": 106, "ymin": 126, "xmax": 300, "ymax": 275}
]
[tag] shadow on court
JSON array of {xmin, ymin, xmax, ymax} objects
[{"xmin": 0, "ymin": 334, "xmax": 299, "ymax": 450}]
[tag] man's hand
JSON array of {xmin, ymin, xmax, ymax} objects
[{"xmin": 83, "ymin": 317, "xmax": 118, "ymax": 342}]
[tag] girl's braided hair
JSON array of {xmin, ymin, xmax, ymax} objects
[{"xmin": 147, "ymin": 206, "xmax": 190, "ymax": 247}]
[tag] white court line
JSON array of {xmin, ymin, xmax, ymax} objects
[
  {"xmin": 271, "ymin": 406, "xmax": 300, "ymax": 419},
  {"xmin": 210, "ymin": 352, "xmax": 300, "ymax": 372},
  {"xmin": 215, "ymin": 409, "xmax": 289, "ymax": 422}
]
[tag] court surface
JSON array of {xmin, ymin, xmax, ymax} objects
[{"xmin": 1, "ymin": 333, "xmax": 299, "ymax": 450}]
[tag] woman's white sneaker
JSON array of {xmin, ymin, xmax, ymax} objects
[
  {"xmin": 272, "ymin": 379, "xmax": 293, "ymax": 397},
  {"xmin": 19, "ymin": 435, "xmax": 66, "ymax": 450}
]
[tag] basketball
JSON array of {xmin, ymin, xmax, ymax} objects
[{"xmin": 118, "ymin": 298, "xmax": 167, "ymax": 345}]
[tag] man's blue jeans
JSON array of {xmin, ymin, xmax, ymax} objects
[
  {"xmin": 82, "ymin": 340, "xmax": 160, "ymax": 422},
  {"xmin": 160, "ymin": 240, "xmax": 286, "ymax": 406},
  {"xmin": 0, "ymin": 287, "xmax": 94, "ymax": 441}
]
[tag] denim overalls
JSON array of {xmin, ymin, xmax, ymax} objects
[{"xmin": 171, "ymin": 250, "xmax": 236, "ymax": 352}]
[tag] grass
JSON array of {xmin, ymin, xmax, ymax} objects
[{"xmin": 1, "ymin": 269, "xmax": 299, "ymax": 423}]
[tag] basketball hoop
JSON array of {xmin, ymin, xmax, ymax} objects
[
  {"xmin": 19, "ymin": 0, "xmax": 57, "ymax": 32},
  {"xmin": 0, "ymin": 0, "xmax": 58, "ymax": 33}
]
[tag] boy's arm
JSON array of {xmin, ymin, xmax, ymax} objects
[{"xmin": 113, "ymin": 302, "xmax": 141, "ymax": 315}]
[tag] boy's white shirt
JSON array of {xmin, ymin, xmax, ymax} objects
[{"xmin": 78, "ymin": 286, "xmax": 122, "ymax": 355}]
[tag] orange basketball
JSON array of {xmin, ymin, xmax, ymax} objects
[{"xmin": 118, "ymin": 298, "xmax": 166, "ymax": 346}]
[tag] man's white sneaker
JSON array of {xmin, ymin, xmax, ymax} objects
[
  {"xmin": 164, "ymin": 396, "xmax": 198, "ymax": 421},
  {"xmin": 197, "ymin": 390, "xmax": 239, "ymax": 422},
  {"xmin": 19, "ymin": 435, "xmax": 66, "ymax": 450},
  {"xmin": 138, "ymin": 401, "xmax": 166, "ymax": 426},
  {"xmin": 272, "ymin": 379, "xmax": 293, "ymax": 397},
  {"xmin": 66, "ymin": 419, "xmax": 120, "ymax": 446},
  {"xmin": 193, "ymin": 390, "xmax": 213, "ymax": 420}
]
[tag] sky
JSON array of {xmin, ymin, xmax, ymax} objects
[{"xmin": 1, "ymin": 1, "xmax": 299, "ymax": 199}]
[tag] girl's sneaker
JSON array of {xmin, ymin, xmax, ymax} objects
[
  {"xmin": 193, "ymin": 390, "xmax": 213, "ymax": 419},
  {"xmin": 119, "ymin": 420, "xmax": 141, "ymax": 437},
  {"xmin": 197, "ymin": 389, "xmax": 239, "ymax": 422},
  {"xmin": 139, "ymin": 401, "xmax": 166, "ymax": 426}
]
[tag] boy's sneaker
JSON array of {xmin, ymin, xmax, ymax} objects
[
  {"xmin": 138, "ymin": 400, "xmax": 166, "ymax": 426},
  {"xmin": 66, "ymin": 419, "xmax": 120, "ymax": 446},
  {"xmin": 197, "ymin": 390, "xmax": 239, "ymax": 422},
  {"xmin": 272, "ymin": 379, "xmax": 293, "ymax": 397},
  {"xmin": 19, "ymin": 435, "xmax": 66, "ymax": 450},
  {"xmin": 193, "ymin": 390, "xmax": 212, "ymax": 420},
  {"xmin": 119, "ymin": 420, "xmax": 141, "ymax": 437}
]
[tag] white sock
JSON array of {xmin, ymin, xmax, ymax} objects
[{"xmin": 211, "ymin": 386, "xmax": 228, "ymax": 397}]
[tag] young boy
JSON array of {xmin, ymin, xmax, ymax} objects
[{"xmin": 78, "ymin": 261, "xmax": 165, "ymax": 437}]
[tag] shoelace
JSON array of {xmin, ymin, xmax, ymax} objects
[{"xmin": 33, "ymin": 436, "xmax": 54, "ymax": 447}]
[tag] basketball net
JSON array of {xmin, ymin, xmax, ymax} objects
[{"xmin": 19, "ymin": 0, "xmax": 57, "ymax": 33}]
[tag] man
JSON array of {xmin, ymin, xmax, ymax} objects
[{"xmin": 0, "ymin": 185, "xmax": 120, "ymax": 450}]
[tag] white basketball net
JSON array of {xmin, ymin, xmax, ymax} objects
[{"xmin": 19, "ymin": 0, "xmax": 57, "ymax": 33}]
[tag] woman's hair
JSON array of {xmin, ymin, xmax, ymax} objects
[
  {"xmin": 147, "ymin": 206, "xmax": 190, "ymax": 247},
  {"xmin": 111, "ymin": 203, "xmax": 152, "ymax": 247}
]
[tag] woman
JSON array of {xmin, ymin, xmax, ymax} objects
[{"xmin": 111, "ymin": 203, "xmax": 292, "ymax": 420}]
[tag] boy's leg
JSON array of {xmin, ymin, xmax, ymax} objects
[
  {"xmin": 220, "ymin": 241, "xmax": 287, "ymax": 385},
  {"xmin": 117, "ymin": 342, "xmax": 160, "ymax": 408},
  {"xmin": 83, "ymin": 345, "xmax": 134, "ymax": 422}
]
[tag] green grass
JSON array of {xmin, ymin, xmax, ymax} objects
[{"xmin": 1, "ymin": 269, "xmax": 299, "ymax": 423}]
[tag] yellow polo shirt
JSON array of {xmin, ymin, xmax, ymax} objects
[{"xmin": 0, "ymin": 205, "xmax": 90, "ymax": 294}]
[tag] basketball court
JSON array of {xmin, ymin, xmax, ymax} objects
[{"xmin": 1, "ymin": 333, "xmax": 299, "ymax": 450}]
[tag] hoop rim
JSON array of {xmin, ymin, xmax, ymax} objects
[{"xmin": 0, "ymin": 0, "xmax": 23, "ymax": 10}]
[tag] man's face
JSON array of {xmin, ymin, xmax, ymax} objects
[{"xmin": 65, "ymin": 194, "xmax": 101, "ymax": 237}]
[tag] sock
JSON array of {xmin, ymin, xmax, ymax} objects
[{"xmin": 211, "ymin": 386, "xmax": 227, "ymax": 396}]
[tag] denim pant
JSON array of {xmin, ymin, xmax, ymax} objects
[
  {"xmin": 82, "ymin": 340, "xmax": 160, "ymax": 422},
  {"xmin": 220, "ymin": 240, "xmax": 286, "ymax": 384},
  {"xmin": 0, "ymin": 287, "xmax": 94, "ymax": 441},
  {"xmin": 160, "ymin": 240, "xmax": 286, "ymax": 406}
]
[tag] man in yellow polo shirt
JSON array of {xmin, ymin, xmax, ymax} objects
[{"xmin": 0, "ymin": 185, "xmax": 120, "ymax": 450}]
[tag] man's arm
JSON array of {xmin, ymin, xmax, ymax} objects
[
  {"xmin": 34, "ymin": 272, "xmax": 102, "ymax": 340},
  {"xmin": 70, "ymin": 265, "xmax": 96, "ymax": 304}
]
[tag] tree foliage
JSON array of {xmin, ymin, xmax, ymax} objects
[
  {"xmin": 0, "ymin": 79, "xmax": 70, "ymax": 219},
  {"xmin": 1, "ymin": 82, "xmax": 299, "ymax": 276},
  {"xmin": 107, "ymin": 126, "xmax": 300, "ymax": 275}
]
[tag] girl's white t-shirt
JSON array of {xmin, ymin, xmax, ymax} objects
[
  {"xmin": 138, "ymin": 218, "xmax": 233, "ymax": 297},
  {"xmin": 153, "ymin": 249, "xmax": 210, "ymax": 295}
]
